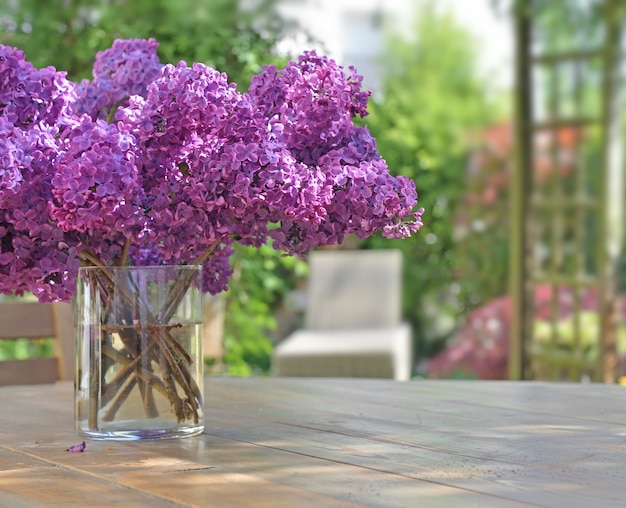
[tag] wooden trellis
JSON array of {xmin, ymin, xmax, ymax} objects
[{"xmin": 509, "ymin": 0, "xmax": 624, "ymax": 382}]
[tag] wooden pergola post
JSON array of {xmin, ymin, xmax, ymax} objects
[
  {"xmin": 509, "ymin": 0, "xmax": 534, "ymax": 380},
  {"xmin": 598, "ymin": 0, "xmax": 624, "ymax": 383}
]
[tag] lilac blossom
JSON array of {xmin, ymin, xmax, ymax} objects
[
  {"xmin": 248, "ymin": 50, "xmax": 423, "ymax": 253},
  {"xmin": 0, "ymin": 45, "xmax": 76, "ymax": 130},
  {"xmin": 0, "ymin": 120, "xmax": 80, "ymax": 302},
  {"xmin": 50, "ymin": 116, "xmax": 142, "ymax": 266},
  {"xmin": 0, "ymin": 39, "xmax": 423, "ymax": 301},
  {"xmin": 66, "ymin": 440, "xmax": 86, "ymax": 453},
  {"xmin": 74, "ymin": 38, "xmax": 162, "ymax": 121},
  {"xmin": 0, "ymin": 47, "xmax": 79, "ymax": 302}
]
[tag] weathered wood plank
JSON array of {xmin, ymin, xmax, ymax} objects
[
  {"xmin": 1, "ymin": 379, "xmax": 626, "ymax": 507},
  {"xmin": 0, "ymin": 302, "xmax": 56, "ymax": 339},
  {"xmin": 0, "ymin": 438, "xmax": 533, "ymax": 508},
  {"xmin": 198, "ymin": 379, "xmax": 626, "ymax": 508},
  {"xmin": 0, "ymin": 450, "xmax": 184, "ymax": 507},
  {"xmin": 0, "ymin": 358, "xmax": 59, "ymax": 386},
  {"xmin": 51, "ymin": 302, "xmax": 74, "ymax": 381}
]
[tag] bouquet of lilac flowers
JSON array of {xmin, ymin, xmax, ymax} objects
[
  {"xmin": 0, "ymin": 39, "xmax": 422, "ymax": 431},
  {"xmin": 1, "ymin": 38, "xmax": 422, "ymax": 300}
]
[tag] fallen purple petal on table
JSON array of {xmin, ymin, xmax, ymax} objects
[{"xmin": 66, "ymin": 441, "xmax": 86, "ymax": 453}]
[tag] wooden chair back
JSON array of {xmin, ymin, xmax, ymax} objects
[{"xmin": 0, "ymin": 302, "xmax": 73, "ymax": 386}]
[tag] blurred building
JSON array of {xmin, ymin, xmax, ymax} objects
[{"xmin": 274, "ymin": 0, "xmax": 415, "ymax": 93}]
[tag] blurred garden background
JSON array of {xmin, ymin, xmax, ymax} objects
[{"xmin": 1, "ymin": 0, "xmax": 624, "ymax": 381}]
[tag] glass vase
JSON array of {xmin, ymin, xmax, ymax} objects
[{"xmin": 74, "ymin": 265, "xmax": 204, "ymax": 440}]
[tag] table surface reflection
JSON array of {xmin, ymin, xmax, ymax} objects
[{"xmin": 1, "ymin": 377, "xmax": 626, "ymax": 507}]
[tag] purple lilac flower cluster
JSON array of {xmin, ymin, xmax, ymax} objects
[
  {"xmin": 0, "ymin": 45, "xmax": 76, "ymax": 129},
  {"xmin": 0, "ymin": 45, "xmax": 79, "ymax": 301},
  {"xmin": 0, "ymin": 39, "xmax": 423, "ymax": 301},
  {"xmin": 248, "ymin": 51, "xmax": 422, "ymax": 252},
  {"xmin": 73, "ymin": 38, "xmax": 162, "ymax": 121}
]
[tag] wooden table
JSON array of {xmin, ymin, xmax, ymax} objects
[{"xmin": 1, "ymin": 378, "xmax": 626, "ymax": 507}]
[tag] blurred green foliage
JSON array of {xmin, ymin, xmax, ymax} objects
[
  {"xmin": 361, "ymin": 3, "xmax": 506, "ymax": 358},
  {"xmin": 534, "ymin": 311, "xmax": 626, "ymax": 359},
  {"xmin": 0, "ymin": 0, "xmax": 304, "ymax": 371},
  {"xmin": 222, "ymin": 243, "xmax": 307, "ymax": 376},
  {"xmin": 0, "ymin": 338, "xmax": 53, "ymax": 360},
  {"xmin": 0, "ymin": 0, "xmax": 295, "ymax": 89}
]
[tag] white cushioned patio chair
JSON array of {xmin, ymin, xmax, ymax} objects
[{"xmin": 272, "ymin": 249, "xmax": 413, "ymax": 380}]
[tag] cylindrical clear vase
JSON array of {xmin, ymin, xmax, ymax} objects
[{"xmin": 74, "ymin": 265, "xmax": 204, "ymax": 440}]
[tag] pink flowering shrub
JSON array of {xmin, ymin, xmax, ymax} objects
[
  {"xmin": 428, "ymin": 285, "xmax": 626, "ymax": 380},
  {"xmin": 428, "ymin": 295, "xmax": 511, "ymax": 380},
  {"xmin": 0, "ymin": 39, "xmax": 423, "ymax": 302}
]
